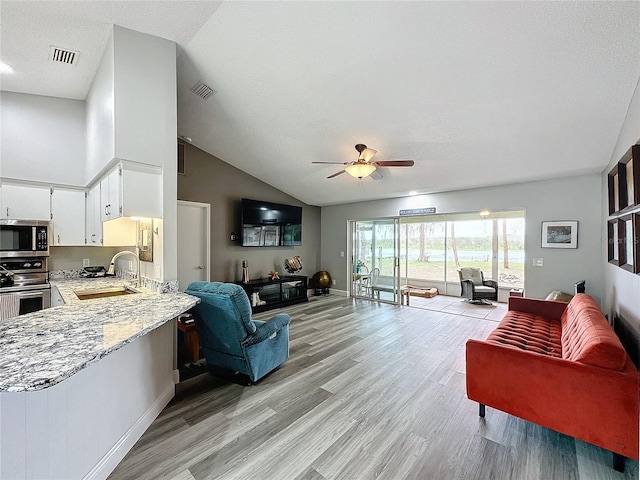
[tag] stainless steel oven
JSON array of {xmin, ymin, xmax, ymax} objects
[
  {"xmin": 0, "ymin": 220, "xmax": 50, "ymax": 258},
  {"xmin": 0, "ymin": 257, "xmax": 50, "ymax": 315}
]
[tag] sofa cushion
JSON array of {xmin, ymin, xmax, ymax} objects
[
  {"xmin": 561, "ymin": 294, "xmax": 626, "ymax": 371},
  {"xmin": 487, "ymin": 311, "xmax": 562, "ymax": 357}
]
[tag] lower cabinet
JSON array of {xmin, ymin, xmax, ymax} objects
[{"xmin": 237, "ymin": 276, "xmax": 308, "ymax": 313}]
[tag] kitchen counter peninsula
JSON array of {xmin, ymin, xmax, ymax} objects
[
  {"xmin": 0, "ymin": 277, "xmax": 199, "ymax": 480},
  {"xmin": 0, "ymin": 277, "xmax": 199, "ymax": 392}
]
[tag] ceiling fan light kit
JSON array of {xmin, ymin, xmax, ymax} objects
[{"xmin": 345, "ymin": 162, "xmax": 376, "ymax": 179}]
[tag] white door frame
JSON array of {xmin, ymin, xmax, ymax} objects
[{"xmin": 177, "ymin": 200, "xmax": 211, "ymax": 286}]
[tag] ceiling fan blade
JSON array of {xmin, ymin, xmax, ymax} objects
[
  {"xmin": 373, "ymin": 160, "xmax": 415, "ymax": 167},
  {"xmin": 312, "ymin": 161, "xmax": 349, "ymax": 165},
  {"xmin": 327, "ymin": 170, "xmax": 346, "ymax": 179},
  {"xmin": 370, "ymin": 170, "xmax": 383, "ymax": 180}
]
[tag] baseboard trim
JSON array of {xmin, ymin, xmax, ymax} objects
[{"xmin": 83, "ymin": 382, "xmax": 175, "ymax": 480}]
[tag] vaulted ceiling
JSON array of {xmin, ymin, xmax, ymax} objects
[{"xmin": 2, "ymin": 1, "xmax": 639, "ymax": 206}]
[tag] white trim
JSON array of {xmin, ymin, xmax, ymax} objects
[{"xmin": 83, "ymin": 382, "xmax": 175, "ymax": 480}]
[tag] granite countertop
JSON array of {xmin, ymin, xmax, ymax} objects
[{"xmin": 0, "ymin": 277, "xmax": 199, "ymax": 392}]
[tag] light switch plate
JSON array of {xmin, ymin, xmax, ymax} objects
[{"xmin": 533, "ymin": 258, "xmax": 543, "ymax": 267}]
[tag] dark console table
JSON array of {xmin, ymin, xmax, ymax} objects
[{"xmin": 237, "ymin": 276, "xmax": 308, "ymax": 313}]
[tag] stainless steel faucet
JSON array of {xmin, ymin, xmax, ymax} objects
[{"xmin": 107, "ymin": 250, "xmax": 140, "ymax": 287}]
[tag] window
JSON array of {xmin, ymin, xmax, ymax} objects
[{"xmin": 400, "ymin": 211, "xmax": 525, "ymax": 289}]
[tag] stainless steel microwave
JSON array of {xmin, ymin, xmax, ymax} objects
[{"xmin": 0, "ymin": 220, "xmax": 50, "ymax": 258}]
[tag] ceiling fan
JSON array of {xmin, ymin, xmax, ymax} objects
[{"xmin": 312, "ymin": 144, "xmax": 415, "ymax": 180}]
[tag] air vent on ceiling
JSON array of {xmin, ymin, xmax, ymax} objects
[
  {"xmin": 191, "ymin": 82, "xmax": 215, "ymax": 100},
  {"xmin": 49, "ymin": 46, "xmax": 79, "ymax": 65}
]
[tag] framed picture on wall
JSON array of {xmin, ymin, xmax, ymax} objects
[
  {"xmin": 619, "ymin": 214, "xmax": 639, "ymax": 274},
  {"xmin": 541, "ymin": 221, "xmax": 578, "ymax": 249},
  {"xmin": 620, "ymin": 145, "xmax": 639, "ymax": 210},
  {"xmin": 608, "ymin": 219, "xmax": 620, "ymax": 266}
]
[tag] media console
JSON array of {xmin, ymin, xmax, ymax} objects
[{"xmin": 236, "ymin": 276, "xmax": 308, "ymax": 313}]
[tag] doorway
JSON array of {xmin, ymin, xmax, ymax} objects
[
  {"xmin": 177, "ymin": 200, "xmax": 210, "ymax": 291},
  {"xmin": 350, "ymin": 218, "xmax": 400, "ymax": 304}
]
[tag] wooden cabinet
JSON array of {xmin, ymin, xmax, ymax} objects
[
  {"xmin": 0, "ymin": 183, "xmax": 50, "ymax": 220},
  {"xmin": 51, "ymin": 188, "xmax": 86, "ymax": 246},
  {"xmin": 237, "ymin": 276, "xmax": 308, "ymax": 313}
]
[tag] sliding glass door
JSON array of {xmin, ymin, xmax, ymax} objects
[{"xmin": 350, "ymin": 218, "xmax": 400, "ymax": 303}]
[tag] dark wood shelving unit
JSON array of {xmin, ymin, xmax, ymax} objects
[{"xmin": 237, "ymin": 276, "xmax": 308, "ymax": 313}]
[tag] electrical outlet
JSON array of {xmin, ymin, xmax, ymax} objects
[
  {"xmin": 533, "ymin": 258, "xmax": 543, "ymax": 267},
  {"xmin": 332, "ymin": 279, "xmax": 336, "ymax": 285},
  {"xmin": 82, "ymin": 259, "xmax": 90, "ymax": 267},
  {"xmin": 340, "ymin": 251, "xmax": 345, "ymax": 257}
]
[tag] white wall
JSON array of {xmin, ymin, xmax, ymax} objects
[
  {"xmin": 602, "ymin": 75, "xmax": 640, "ymax": 335},
  {"xmin": 0, "ymin": 92, "xmax": 85, "ymax": 185},
  {"xmin": 85, "ymin": 33, "xmax": 115, "ymax": 185},
  {"xmin": 322, "ymin": 174, "xmax": 603, "ymax": 302}
]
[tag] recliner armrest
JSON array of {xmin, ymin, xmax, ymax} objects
[{"xmin": 242, "ymin": 313, "xmax": 291, "ymax": 346}]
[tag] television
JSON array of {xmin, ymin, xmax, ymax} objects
[{"xmin": 241, "ymin": 198, "xmax": 302, "ymax": 247}]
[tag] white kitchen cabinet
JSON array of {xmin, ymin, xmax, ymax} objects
[
  {"xmin": 0, "ymin": 183, "xmax": 51, "ymax": 220},
  {"xmin": 51, "ymin": 187, "xmax": 86, "ymax": 246},
  {"xmin": 100, "ymin": 167, "xmax": 120, "ymax": 222},
  {"xmin": 85, "ymin": 184, "xmax": 102, "ymax": 245},
  {"xmin": 100, "ymin": 162, "xmax": 162, "ymax": 222}
]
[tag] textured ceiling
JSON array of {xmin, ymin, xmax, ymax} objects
[
  {"xmin": 0, "ymin": 1, "xmax": 221, "ymax": 99},
  {"xmin": 2, "ymin": 1, "xmax": 640, "ymax": 206}
]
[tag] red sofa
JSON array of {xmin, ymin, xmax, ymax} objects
[{"xmin": 466, "ymin": 294, "xmax": 639, "ymax": 471}]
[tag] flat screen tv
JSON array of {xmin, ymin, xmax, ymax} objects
[{"xmin": 241, "ymin": 198, "xmax": 302, "ymax": 247}]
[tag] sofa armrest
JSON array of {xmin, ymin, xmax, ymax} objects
[
  {"xmin": 242, "ymin": 313, "xmax": 291, "ymax": 347},
  {"xmin": 466, "ymin": 339, "xmax": 639, "ymax": 459},
  {"xmin": 508, "ymin": 296, "xmax": 568, "ymax": 320}
]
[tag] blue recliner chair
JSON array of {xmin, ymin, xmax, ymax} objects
[{"xmin": 185, "ymin": 282, "xmax": 291, "ymax": 383}]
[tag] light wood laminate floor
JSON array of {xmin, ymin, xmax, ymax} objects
[{"xmin": 109, "ymin": 295, "xmax": 639, "ymax": 480}]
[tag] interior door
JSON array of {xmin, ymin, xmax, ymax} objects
[
  {"xmin": 177, "ymin": 200, "xmax": 210, "ymax": 291},
  {"xmin": 350, "ymin": 218, "xmax": 400, "ymax": 303}
]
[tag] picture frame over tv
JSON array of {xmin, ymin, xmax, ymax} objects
[{"xmin": 241, "ymin": 198, "xmax": 302, "ymax": 247}]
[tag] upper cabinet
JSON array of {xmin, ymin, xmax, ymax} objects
[
  {"xmin": 0, "ymin": 183, "xmax": 50, "ymax": 220},
  {"xmin": 97, "ymin": 161, "xmax": 162, "ymax": 222},
  {"xmin": 51, "ymin": 188, "xmax": 86, "ymax": 246}
]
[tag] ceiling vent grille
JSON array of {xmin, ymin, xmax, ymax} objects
[
  {"xmin": 49, "ymin": 46, "xmax": 79, "ymax": 65},
  {"xmin": 191, "ymin": 82, "xmax": 215, "ymax": 100}
]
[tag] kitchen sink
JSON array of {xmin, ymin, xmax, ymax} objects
[{"xmin": 74, "ymin": 286, "xmax": 139, "ymax": 300}]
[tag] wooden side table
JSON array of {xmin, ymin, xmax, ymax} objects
[
  {"xmin": 177, "ymin": 321, "xmax": 200, "ymax": 363},
  {"xmin": 509, "ymin": 288, "xmax": 524, "ymax": 298}
]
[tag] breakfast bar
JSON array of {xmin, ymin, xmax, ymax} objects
[{"xmin": 0, "ymin": 277, "xmax": 199, "ymax": 479}]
